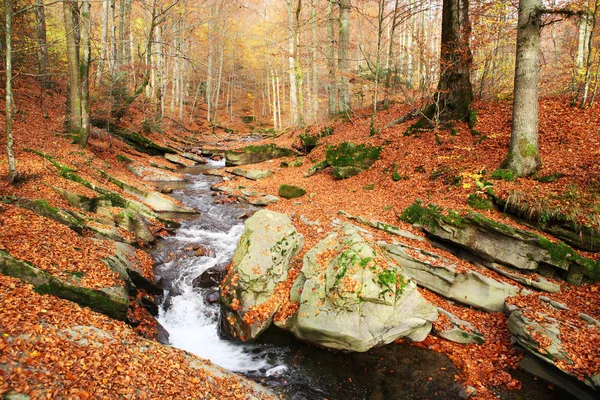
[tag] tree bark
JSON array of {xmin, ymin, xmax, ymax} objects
[
  {"xmin": 5, "ymin": 0, "xmax": 17, "ymax": 183},
  {"xmin": 310, "ymin": 2, "xmax": 318, "ymax": 123},
  {"xmin": 34, "ymin": 0, "xmax": 51, "ymax": 89},
  {"xmin": 97, "ymin": 0, "xmax": 109, "ymax": 86},
  {"xmin": 327, "ymin": 0, "xmax": 338, "ymax": 116},
  {"xmin": 63, "ymin": 0, "xmax": 82, "ymax": 135},
  {"xmin": 501, "ymin": 0, "xmax": 542, "ymax": 176},
  {"xmin": 287, "ymin": 0, "xmax": 299, "ymax": 126},
  {"xmin": 79, "ymin": 0, "xmax": 91, "ymax": 147},
  {"xmin": 435, "ymin": 0, "xmax": 474, "ymax": 121},
  {"xmin": 338, "ymin": 0, "xmax": 351, "ymax": 114}
]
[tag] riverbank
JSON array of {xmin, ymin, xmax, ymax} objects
[
  {"xmin": 1, "ymin": 78, "xmax": 599, "ymax": 399},
  {"xmin": 0, "ymin": 79, "xmax": 275, "ymax": 398}
]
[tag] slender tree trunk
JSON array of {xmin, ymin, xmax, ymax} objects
[
  {"xmin": 5, "ymin": 0, "xmax": 17, "ymax": 183},
  {"xmin": 338, "ymin": 0, "xmax": 351, "ymax": 113},
  {"xmin": 272, "ymin": 71, "xmax": 278, "ymax": 130},
  {"xmin": 34, "ymin": 0, "xmax": 51, "ymax": 89},
  {"xmin": 406, "ymin": 1, "xmax": 414, "ymax": 88},
  {"xmin": 276, "ymin": 74, "xmax": 282, "ymax": 130},
  {"xmin": 63, "ymin": 0, "xmax": 82, "ymax": 134},
  {"xmin": 327, "ymin": 0, "xmax": 338, "ymax": 116},
  {"xmin": 580, "ymin": 3, "xmax": 599, "ymax": 108},
  {"xmin": 370, "ymin": 0, "xmax": 385, "ymax": 136},
  {"xmin": 79, "ymin": 0, "xmax": 91, "ymax": 147},
  {"xmin": 311, "ymin": 2, "xmax": 319, "ymax": 122},
  {"xmin": 384, "ymin": 0, "xmax": 400, "ymax": 107},
  {"xmin": 501, "ymin": 0, "xmax": 542, "ymax": 176},
  {"xmin": 109, "ymin": 0, "xmax": 117, "ymax": 73},
  {"xmin": 97, "ymin": 0, "xmax": 109, "ymax": 86},
  {"xmin": 287, "ymin": 0, "xmax": 299, "ymax": 126}
]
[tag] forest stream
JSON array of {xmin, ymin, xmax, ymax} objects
[{"xmin": 149, "ymin": 160, "xmax": 577, "ymax": 400}]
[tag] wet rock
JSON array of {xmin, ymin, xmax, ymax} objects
[
  {"xmin": 165, "ymin": 153, "xmax": 196, "ymax": 167},
  {"xmin": 205, "ymin": 289, "xmax": 220, "ymax": 304},
  {"xmin": 277, "ymin": 224, "xmax": 437, "ymax": 352},
  {"xmin": 180, "ymin": 152, "xmax": 207, "ymax": 164},
  {"xmin": 161, "ymin": 186, "xmax": 174, "ymax": 194},
  {"xmin": 193, "ymin": 266, "xmax": 227, "ymax": 288},
  {"xmin": 140, "ymin": 295, "xmax": 159, "ymax": 316},
  {"xmin": 204, "ymin": 169, "xmax": 228, "ymax": 177},
  {"xmin": 194, "ymin": 246, "xmax": 212, "ymax": 257},
  {"xmin": 219, "ymin": 210, "xmax": 303, "ymax": 341}
]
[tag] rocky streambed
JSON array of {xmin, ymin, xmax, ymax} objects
[{"xmin": 151, "ymin": 160, "xmax": 581, "ymax": 400}]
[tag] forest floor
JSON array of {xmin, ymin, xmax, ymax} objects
[{"xmin": 0, "ymin": 78, "xmax": 599, "ymax": 399}]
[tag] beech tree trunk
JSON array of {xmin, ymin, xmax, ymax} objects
[
  {"xmin": 287, "ymin": 0, "xmax": 299, "ymax": 126},
  {"xmin": 97, "ymin": 0, "xmax": 109, "ymax": 85},
  {"xmin": 34, "ymin": 0, "xmax": 51, "ymax": 89},
  {"xmin": 338, "ymin": 0, "xmax": 351, "ymax": 114},
  {"xmin": 435, "ymin": 0, "xmax": 474, "ymax": 121},
  {"xmin": 63, "ymin": 0, "xmax": 83, "ymax": 135},
  {"xmin": 5, "ymin": 0, "xmax": 17, "ymax": 183},
  {"xmin": 327, "ymin": 0, "xmax": 338, "ymax": 116},
  {"xmin": 79, "ymin": 0, "xmax": 91, "ymax": 147},
  {"xmin": 501, "ymin": 0, "xmax": 542, "ymax": 176}
]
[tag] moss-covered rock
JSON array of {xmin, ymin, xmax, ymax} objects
[
  {"xmin": 401, "ymin": 200, "xmax": 600, "ymax": 283},
  {"xmin": 278, "ymin": 185, "xmax": 306, "ymax": 199},
  {"xmin": 304, "ymin": 159, "xmax": 329, "ymax": 177},
  {"xmin": 0, "ymin": 250, "xmax": 128, "ymax": 320},
  {"xmin": 224, "ymin": 144, "xmax": 295, "ymax": 166},
  {"xmin": 325, "ymin": 142, "xmax": 382, "ymax": 179}
]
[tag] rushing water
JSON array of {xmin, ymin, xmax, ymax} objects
[{"xmin": 151, "ymin": 161, "xmax": 577, "ymax": 400}]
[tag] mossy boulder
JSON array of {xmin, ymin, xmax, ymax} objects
[
  {"xmin": 401, "ymin": 200, "xmax": 600, "ymax": 284},
  {"xmin": 325, "ymin": 142, "xmax": 382, "ymax": 179},
  {"xmin": 224, "ymin": 144, "xmax": 295, "ymax": 166},
  {"xmin": 219, "ymin": 210, "xmax": 303, "ymax": 341},
  {"xmin": 277, "ymin": 224, "xmax": 437, "ymax": 352},
  {"xmin": 278, "ymin": 185, "xmax": 306, "ymax": 199},
  {"xmin": 0, "ymin": 250, "xmax": 128, "ymax": 320}
]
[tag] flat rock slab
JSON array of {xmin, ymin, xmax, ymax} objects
[
  {"xmin": 383, "ymin": 242, "xmax": 519, "ymax": 312},
  {"xmin": 231, "ymin": 168, "xmax": 274, "ymax": 180}
]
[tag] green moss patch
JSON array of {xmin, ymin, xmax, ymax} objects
[
  {"xmin": 278, "ymin": 185, "xmax": 306, "ymax": 199},
  {"xmin": 325, "ymin": 142, "xmax": 382, "ymax": 180},
  {"xmin": 491, "ymin": 169, "xmax": 517, "ymax": 181}
]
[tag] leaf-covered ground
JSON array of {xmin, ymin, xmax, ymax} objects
[{"xmin": 1, "ymin": 77, "xmax": 599, "ymax": 399}]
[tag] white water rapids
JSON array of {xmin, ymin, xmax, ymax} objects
[{"xmin": 155, "ymin": 161, "xmax": 273, "ymax": 373}]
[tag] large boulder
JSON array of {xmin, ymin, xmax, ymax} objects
[
  {"xmin": 219, "ymin": 210, "xmax": 303, "ymax": 341},
  {"xmin": 277, "ymin": 224, "xmax": 437, "ymax": 352},
  {"xmin": 224, "ymin": 144, "xmax": 295, "ymax": 166}
]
